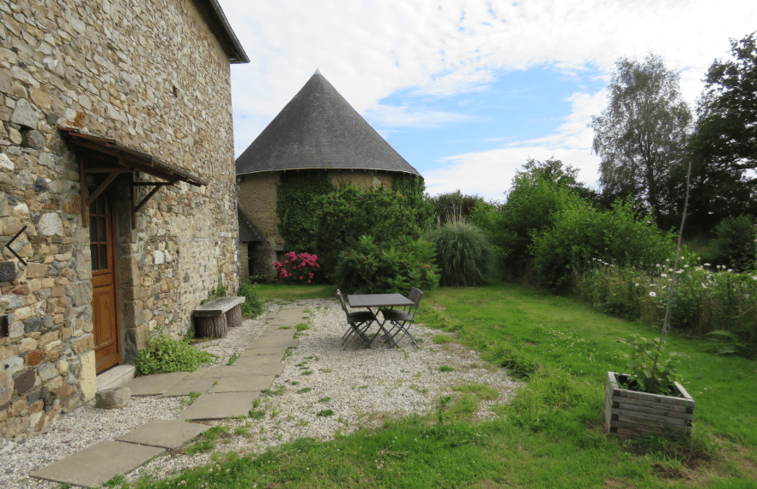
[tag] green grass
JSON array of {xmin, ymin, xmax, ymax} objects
[
  {"xmin": 129, "ymin": 284, "xmax": 757, "ymax": 488},
  {"xmin": 255, "ymin": 283, "xmax": 334, "ymax": 301}
]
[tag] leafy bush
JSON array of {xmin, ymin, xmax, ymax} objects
[
  {"xmin": 711, "ymin": 214, "xmax": 756, "ymax": 272},
  {"xmin": 575, "ymin": 259, "xmax": 757, "ymax": 354},
  {"xmin": 332, "ymin": 235, "xmax": 439, "ymax": 294},
  {"xmin": 239, "ymin": 279, "xmax": 264, "ymax": 318},
  {"xmin": 315, "ymin": 184, "xmax": 424, "ymax": 275},
  {"xmin": 133, "ymin": 335, "xmax": 215, "ymax": 376},
  {"xmin": 617, "ymin": 334, "xmax": 678, "ymax": 395},
  {"xmin": 425, "ymin": 220, "xmax": 496, "ymax": 286},
  {"xmin": 531, "ymin": 199, "xmax": 673, "ymax": 289},
  {"xmin": 274, "ymin": 251, "xmax": 321, "ymax": 283}
]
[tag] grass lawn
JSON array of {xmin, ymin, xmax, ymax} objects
[{"xmin": 128, "ymin": 283, "xmax": 756, "ymax": 488}]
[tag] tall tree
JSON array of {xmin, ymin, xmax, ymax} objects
[
  {"xmin": 685, "ymin": 33, "xmax": 757, "ymax": 231},
  {"xmin": 591, "ymin": 54, "xmax": 692, "ymax": 224}
]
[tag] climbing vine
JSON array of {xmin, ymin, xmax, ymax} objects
[
  {"xmin": 391, "ymin": 174, "xmax": 435, "ymax": 230},
  {"xmin": 276, "ymin": 171, "xmax": 335, "ymax": 252}
]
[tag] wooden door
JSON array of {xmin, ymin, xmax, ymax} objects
[{"xmin": 90, "ymin": 193, "xmax": 120, "ymax": 372}]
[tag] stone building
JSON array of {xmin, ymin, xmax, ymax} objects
[
  {"xmin": 236, "ymin": 70, "xmax": 421, "ymax": 278},
  {"xmin": 0, "ymin": 0, "xmax": 247, "ymax": 440}
]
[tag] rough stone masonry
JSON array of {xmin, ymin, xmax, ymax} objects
[{"xmin": 0, "ymin": 0, "xmax": 244, "ymax": 440}]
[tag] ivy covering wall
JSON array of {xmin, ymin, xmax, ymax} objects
[
  {"xmin": 391, "ymin": 174, "xmax": 435, "ymax": 230},
  {"xmin": 276, "ymin": 170, "xmax": 335, "ymax": 253}
]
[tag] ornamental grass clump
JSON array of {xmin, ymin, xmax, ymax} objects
[{"xmin": 426, "ymin": 219, "xmax": 496, "ymax": 286}]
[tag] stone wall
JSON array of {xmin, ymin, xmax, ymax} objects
[
  {"xmin": 0, "ymin": 0, "xmax": 240, "ymax": 440},
  {"xmin": 236, "ymin": 169, "xmax": 396, "ymax": 277}
]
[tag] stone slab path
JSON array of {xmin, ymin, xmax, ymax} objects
[{"xmin": 30, "ymin": 305, "xmax": 308, "ymax": 488}]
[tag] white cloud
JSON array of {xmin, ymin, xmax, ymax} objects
[
  {"xmin": 424, "ymin": 90, "xmax": 605, "ymax": 201},
  {"xmin": 219, "ymin": 0, "xmax": 757, "ymax": 181}
]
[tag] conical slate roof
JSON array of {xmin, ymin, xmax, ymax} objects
[{"xmin": 235, "ymin": 71, "xmax": 420, "ymax": 176}]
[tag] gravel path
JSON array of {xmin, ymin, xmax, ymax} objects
[{"xmin": 1, "ymin": 299, "xmax": 521, "ymax": 488}]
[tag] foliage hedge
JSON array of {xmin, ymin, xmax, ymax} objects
[
  {"xmin": 333, "ymin": 235, "xmax": 439, "ymax": 294},
  {"xmin": 276, "ymin": 171, "xmax": 334, "ymax": 253}
]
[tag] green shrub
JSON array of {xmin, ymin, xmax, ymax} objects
[
  {"xmin": 711, "ymin": 214, "xmax": 756, "ymax": 272},
  {"xmin": 531, "ymin": 199, "xmax": 673, "ymax": 289},
  {"xmin": 315, "ymin": 184, "xmax": 424, "ymax": 275},
  {"xmin": 133, "ymin": 335, "xmax": 215, "ymax": 376},
  {"xmin": 332, "ymin": 235, "xmax": 439, "ymax": 294},
  {"xmin": 239, "ymin": 279, "xmax": 264, "ymax": 318},
  {"xmin": 425, "ymin": 220, "xmax": 496, "ymax": 286}
]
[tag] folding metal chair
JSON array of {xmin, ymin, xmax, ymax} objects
[
  {"xmin": 382, "ymin": 287, "xmax": 422, "ymax": 347},
  {"xmin": 336, "ymin": 289, "xmax": 377, "ymax": 348}
]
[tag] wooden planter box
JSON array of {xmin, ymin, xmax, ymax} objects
[{"xmin": 605, "ymin": 371, "xmax": 695, "ymax": 439}]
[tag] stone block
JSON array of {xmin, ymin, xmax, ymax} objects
[
  {"xmin": 13, "ymin": 369, "xmax": 35, "ymax": 396},
  {"xmin": 0, "ymin": 371, "xmax": 13, "ymax": 405},
  {"xmin": 95, "ymin": 387, "xmax": 131, "ymax": 409},
  {"xmin": 71, "ymin": 334, "xmax": 94, "ymax": 354},
  {"xmin": 79, "ymin": 350, "xmax": 96, "ymax": 401},
  {"xmin": 0, "ymin": 261, "xmax": 16, "ymax": 282},
  {"xmin": 25, "ymin": 263, "xmax": 48, "ymax": 279},
  {"xmin": 9, "ymin": 98, "xmax": 40, "ymax": 128}
]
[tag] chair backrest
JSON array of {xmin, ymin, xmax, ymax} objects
[
  {"xmin": 408, "ymin": 287, "xmax": 423, "ymax": 308},
  {"xmin": 336, "ymin": 289, "xmax": 349, "ymax": 315}
]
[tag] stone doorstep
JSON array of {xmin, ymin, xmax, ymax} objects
[
  {"xmin": 115, "ymin": 419, "xmax": 211, "ymax": 449},
  {"xmin": 31, "ymin": 440, "xmax": 165, "ymax": 488},
  {"xmin": 123, "ymin": 371, "xmax": 188, "ymax": 396},
  {"xmin": 179, "ymin": 391, "xmax": 260, "ymax": 421},
  {"xmin": 96, "ymin": 365, "xmax": 136, "ymax": 392}
]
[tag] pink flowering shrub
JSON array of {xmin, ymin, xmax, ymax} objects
[{"xmin": 274, "ymin": 251, "xmax": 320, "ymax": 283}]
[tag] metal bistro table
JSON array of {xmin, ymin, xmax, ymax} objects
[{"xmin": 347, "ymin": 293, "xmax": 415, "ymax": 348}]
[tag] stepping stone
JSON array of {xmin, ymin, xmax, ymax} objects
[
  {"xmin": 248, "ymin": 336, "xmax": 299, "ymax": 349},
  {"xmin": 163, "ymin": 378, "xmax": 217, "ymax": 396},
  {"xmin": 243, "ymin": 345, "xmax": 293, "ymax": 355},
  {"xmin": 31, "ymin": 440, "xmax": 165, "ymax": 488},
  {"xmin": 232, "ymin": 357, "xmax": 286, "ymax": 375},
  {"xmin": 179, "ymin": 392, "xmax": 259, "ymax": 420},
  {"xmin": 115, "ymin": 420, "xmax": 211, "ymax": 449},
  {"xmin": 209, "ymin": 375, "xmax": 275, "ymax": 393},
  {"xmin": 123, "ymin": 371, "xmax": 188, "ymax": 396}
]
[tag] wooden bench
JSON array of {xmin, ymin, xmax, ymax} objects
[{"xmin": 193, "ymin": 296, "xmax": 245, "ymax": 338}]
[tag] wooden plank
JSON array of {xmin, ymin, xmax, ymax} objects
[
  {"xmin": 616, "ymin": 402, "xmax": 693, "ymax": 420},
  {"xmin": 613, "ymin": 395, "xmax": 692, "ymax": 413},
  {"xmin": 193, "ymin": 297, "xmax": 246, "ymax": 317},
  {"xmin": 607, "ymin": 372, "xmax": 694, "ymax": 407},
  {"xmin": 616, "ymin": 409, "xmax": 691, "ymax": 426},
  {"xmin": 612, "ymin": 419, "xmax": 690, "ymax": 433}
]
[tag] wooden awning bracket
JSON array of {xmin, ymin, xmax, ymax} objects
[
  {"xmin": 131, "ymin": 178, "xmax": 174, "ymax": 228},
  {"xmin": 63, "ymin": 127, "xmax": 207, "ymax": 228}
]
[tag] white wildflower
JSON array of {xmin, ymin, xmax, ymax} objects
[
  {"xmin": 661, "ymin": 273, "xmax": 668, "ymax": 278},
  {"xmin": 704, "ymin": 263, "xmax": 711, "ymax": 267},
  {"xmin": 649, "ymin": 291, "xmax": 657, "ymax": 297}
]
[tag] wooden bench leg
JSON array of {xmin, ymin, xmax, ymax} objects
[
  {"xmin": 226, "ymin": 305, "xmax": 242, "ymax": 328},
  {"xmin": 195, "ymin": 314, "xmax": 228, "ymax": 338}
]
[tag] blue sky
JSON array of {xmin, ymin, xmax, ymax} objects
[{"xmin": 218, "ymin": 0, "xmax": 757, "ymax": 202}]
